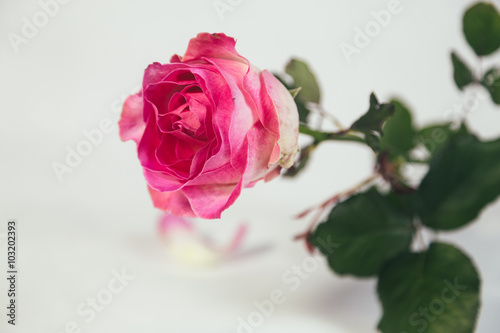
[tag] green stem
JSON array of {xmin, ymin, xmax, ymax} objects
[
  {"xmin": 299, "ymin": 124, "xmax": 365, "ymax": 145},
  {"xmin": 406, "ymin": 158, "xmax": 430, "ymax": 164}
]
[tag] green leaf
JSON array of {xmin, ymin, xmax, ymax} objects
[
  {"xmin": 365, "ymin": 132, "xmax": 381, "ymax": 152},
  {"xmin": 415, "ymin": 123, "xmax": 469, "ymax": 157},
  {"xmin": 384, "ymin": 190, "xmax": 416, "ymax": 218},
  {"xmin": 463, "ymin": 2, "xmax": 500, "ymax": 56},
  {"xmin": 298, "ymin": 125, "xmax": 366, "ymax": 145},
  {"xmin": 416, "ymin": 134, "xmax": 500, "ymax": 230},
  {"xmin": 416, "ymin": 124, "xmax": 454, "ymax": 156},
  {"xmin": 481, "ymin": 67, "xmax": 500, "ymax": 104},
  {"xmin": 283, "ymin": 144, "xmax": 312, "ymax": 178},
  {"xmin": 309, "ymin": 188, "xmax": 413, "ymax": 277},
  {"xmin": 377, "ymin": 242, "xmax": 480, "ymax": 333},
  {"xmin": 380, "ymin": 99, "xmax": 416, "ymax": 159},
  {"xmin": 288, "ymin": 87, "xmax": 302, "ymax": 99},
  {"xmin": 451, "ymin": 52, "xmax": 475, "ymax": 90},
  {"xmin": 351, "ymin": 93, "xmax": 395, "ymax": 138},
  {"xmin": 296, "ymin": 102, "xmax": 311, "ymax": 124},
  {"xmin": 285, "ymin": 59, "xmax": 321, "ymax": 104}
]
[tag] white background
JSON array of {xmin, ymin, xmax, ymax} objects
[{"xmin": 1, "ymin": 0, "xmax": 500, "ymax": 332}]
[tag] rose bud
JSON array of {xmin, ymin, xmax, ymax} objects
[{"xmin": 119, "ymin": 33, "xmax": 299, "ymax": 219}]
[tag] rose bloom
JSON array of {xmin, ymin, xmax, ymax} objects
[{"xmin": 119, "ymin": 33, "xmax": 299, "ymax": 219}]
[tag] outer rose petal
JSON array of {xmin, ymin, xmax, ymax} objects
[
  {"xmin": 143, "ymin": 62, "xmax": 180, "ymax": 89},
  {"xmin": 182, "ymin": 181, "xmax": 243, "ymax": 219},
  {"xmin": 264, "ymin": 166, "xmax": 281, "ymax": 182},
  {"xmin": 158, "ymin": 213, "xmax": 192, "ymax": 234},
  {"xmin": 118, "ymin": 93, "xmax": 145, "ymax": 144},
  {"xmin": 241, "ymin": 67, "xmax": 281, "ymax": 182},
  {"xmin": 148, "ymin": 186, "xmax": 196, "ymax": 218},
  {"xmin": 157, "ymin": 213, "xmax": 248, "ymax": 267},
  {"xmin": 262, "ymin": 70, "xmax": 299, "ymax": 168},
  {"xmin": 241, "ymin": 121, "xmax": 278, "ymax": 185},
  {"xmin": 182, "ymin": 33, "xmax": 246, "ymax": 64}
]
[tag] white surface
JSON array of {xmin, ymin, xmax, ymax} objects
[{"xmin": 1, "ymin": 0, "xmax": 500, "ymax": 332}]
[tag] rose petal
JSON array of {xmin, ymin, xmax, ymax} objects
[
  {"xmin": 223, "ymin": 224, "xmax": 247, "ymax": 254},
  {"xmin": 186, "ymin": 68, "xmax": 234, "ymax": 174},
  {"xmin": 183, "ymin": 36, "xmax": 255, "ymax": 173},
  {"xmin": 181, "ymin": 137, "xmax": 250, "ymax": 218},
  {"xmin": 143, "ymin": 62, "xmax": 179, "ymax": 90},
  {"xmin": 264, "ymin": 165, "xmax": 281, "ymax": 182},
  {"xmin": 137, "ymin": 111, "xmax": 163, "ymax": 171},
  {"xmin": 182, "ymin": 33, "xmax": 247, "ymax": 65},
  {"xmin": 144, "ymin": 170, "xmax": 186, "ymax": 192},
  {"xmin": 182, "ymin": 181, "xmax": 242, "ymax": 219},
  {"xmin": 143, "ymin": 81, "xmax": 185, "ymax": 117},
  {"xmin": 262, "ymin": 70, "xmax": 299, "ymax": 168},
  {"xmin": 158, "ymin": 213, "xmax": 192, "ymax": 234},
  {"xmin": 244, "ymin": 69, "xmax": 280, "ymax": 137},
  {"xmin": 242, "ymin": 121, "xmax": 277, "ymax": 184},
  {"xmin": 148, "ymin": 186, "xmax": 196, "ymax": 217},
  {"xmin": 170, "ymin": 54, "xmax": 182, "ymax": 63},
  {"xmin": 118, "ymin": 93, "xmax": 145, "ymax": 144},
  {"xmin": 139, "ymin": 114, "xmax": 186, "ymax": 191},
  {"xmin": 242, "ymin": 68, "xmax": 282, "ymax": 171}
]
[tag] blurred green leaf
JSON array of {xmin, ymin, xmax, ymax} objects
[
  {"xmin": 365, "ymin": 132, "xmax": 381, "ymax": 152},
  {"xmin": 309, "ymin": 188, "xmax": 413, "ymax": 277},
  {"xmin": 298, "ymin": 125, "xmax": 366, "ymax": 144},
  {"xmin": 416, "ymin": 124, "xmax": 454, "ymax": 156},
  {"xmin": 351, "ymin": 93, "xmax": 395, "ymax": 138},
  {"xmin": 283, "ymin": 144, "xmax": 312, "ymax": 178},
  {"xmin": 384, "ymin": 190, "xmax": 416, "ymax": 218},
  {"xmin": 380, "ymin": 99, "xmax": 416, "ymax": 159},
  {"xmin": 415, "ymin": 123, "xmax": 469, "ymax": 156},
  {"xmin": 285, "ymin": 59, "xmax": 321, "ymax": 104},
  {"xmin": 296, "ymin": 102, "xmax": 311, "ymax": 124},
  {"xmin": 377, "ymin": 242, "xmax": 480, "ymax": 333},
  {"xmin": 481, "ymin": 67, "xmax": 500, "ymax": 104},
  {"xmin": 463, "ymin": 2, "xmax": 500, "ymax": 56},
  {"xmin": 451, "ymin": 52, "xmax": 475, "ymax": 90},
  {"xmin": 416, "ymin": 134, "xmax": 500, "ymax": 230}
]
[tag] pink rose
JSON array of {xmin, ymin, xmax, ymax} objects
[{"xmin": 119, "ymin": 33, "xmax": 299, "ymax": 219}]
